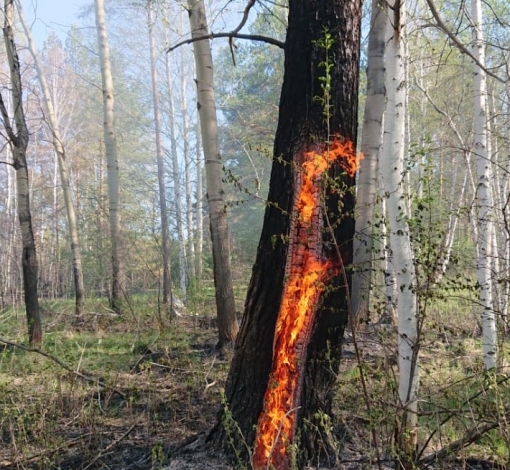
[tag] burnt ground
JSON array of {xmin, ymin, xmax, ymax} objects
[{"xmin": 0, "ymin": 312, "xmax": 507, "ymax": 470}]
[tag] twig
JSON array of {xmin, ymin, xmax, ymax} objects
[
  {"xmin": 0, "ymin": 434, "xmax": 87, "ymax": 467},
  {"xmin": 81, "ymin": 420, "xmax": 140, "ymax": 470},
  {"xmin": 418, "ymin": 421, "xmax": 498, "ymax": 466},
  {"xmin": 423, "ymin": 0, "xmax": 504, "ymax": 83},
  {"xmin": 324, "ymin": 210, "xmax": 383, "ymax": 470},
  {"xmin": 0, "ymin": 337, "xmax": 125, "ymax": 399},
  {"xmin": 168, "ymin": 0, "xmax": 284, "ymax": 53},
  {"xmin": 416, "ymin": 373, "xmax": 510, "ymax": 460},
  {"xmin": 263, "ymin": 406, "xmax": 300, "ymax": 470}
]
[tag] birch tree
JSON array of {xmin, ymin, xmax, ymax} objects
[
  {"xmin": 380, "ymin": 0, "xmax": 419, "ymax": 466},
  {"xmin": 147, "ymin": 0, "xmax": 172, "ymax": 313},
  {"xmin": 351, "ymin": 0, "xmax": 387, "ymax": 324},
  {"xmin": 17, "ymin": 0, "xmax": 86, "ymax": 315},
  {"xmin": 94, "ymin": 0, "xmax": 125, "ymax": 313},
  {"xmin": 470, "ymin": 0, "xmax": 497, "ymax": 370},
  {"xmin": 0, "ymin": 0, "xmax": 42, "ymax": 345},
  {"xmin": 187, "ymin": 0, "xmax": 238, "ymax": 347}
]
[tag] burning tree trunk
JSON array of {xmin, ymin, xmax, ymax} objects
[{"xmin": 209, "ymin": 1, "xmax": 361, "ymax": 467}]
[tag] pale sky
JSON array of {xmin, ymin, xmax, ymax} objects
[{"xmin": 22, "ymin": 0, "xmax": 91, "ymax": 45}]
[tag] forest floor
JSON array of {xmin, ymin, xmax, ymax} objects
[{"xmin": 0, "ymin": 294, "xmax": 509, "ymax": 470}]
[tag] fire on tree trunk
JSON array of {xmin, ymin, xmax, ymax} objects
[{"xmin": 208, "ymin": 1, "xmax": 361, "ymax": 468}]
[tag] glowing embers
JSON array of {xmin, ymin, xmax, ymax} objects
[{"xmin": 252, "ymin": 137, "xmax": 360, "ymax": 469}]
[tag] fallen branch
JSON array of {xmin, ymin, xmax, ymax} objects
[
  {"xmin": 418, "ymin": 421, "xmax": 498, "ymax": 466},
  {"xmin": 81, "ymin": 420, "xmax": 139, "ymax": 470},
  {"xmin": 0, "ymin": 434, "xmax": 87, "ymax": 468},
  {"xmin": 0, "ymin": 337, "xmax": 125, "ymax": 399}
]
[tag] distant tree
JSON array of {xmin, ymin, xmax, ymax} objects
[
  {"xmin": 215, "ymin": 5, "xmax": 286, "ymax": 263},
  {"xmin": 147, "ymin": 0, "xmax": 172, "ymax": 313},
  {"xmin": 17, "ymin": 0, "xmax": 86, "ymax": 315},
  {"xmin": 94, "ymin": 0, "xmax": 125, "ymax": 313},
  {"xmin": 188, "ymin": 0, "xmax": 238, "ymax": 347},
  {"xmin": 0, "ymin": 0, "xmax": 42, "ymax": 345}
]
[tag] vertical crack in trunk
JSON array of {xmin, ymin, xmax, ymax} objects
[{"xmin": 252, "ymin": 138, "xmax": 359, "ymax": 469}]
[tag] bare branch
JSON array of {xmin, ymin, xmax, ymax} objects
[
  {"xmin": 0, "ymin": 337, "xmax": 125, "ymax": 398},
  {"xmin": 168, "ymin": 32, "xmax": 284, "ymax": 52},
  {"xmin": 419, "ymin": 421, "xmax": 499, "ymax": 465},
  {"xmin": 424, "ymin": 0, "xmax": 505, "ymax": 83},
  {"xmin": 81, "ymin": 420, "xmax": 140, "ymax": 470},
  {"xmin": 232, "ymin": 0, "xmax": 257, "ymax": 36}
]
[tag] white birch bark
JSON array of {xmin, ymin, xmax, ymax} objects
[
  {"xmin": 379, "ymin": 197, "xmax": 397, "ymax": 324},
  {"xmin": 380, "ymin": 0, "xmax": 419, "ymax": 459},
  {"xmin": 17, "ymin": 0, "xmax": 86, "ymax": 314},
  {"xmin": 471, "ymin": 0, "xmax": 497, "ymax": 369},
  {"xmin": 148, "ymin": 0, "xmax": 172, "ymax": 312},
  {"xmin": 487, "ymin": 90, "xmax": 509, "ymax": 332},
  {"xmin": 94, "ymin": 0, "xmax": 124, "ymax": 313},
  {"xmin": 351, "ymin": 0, "xmax": 388, "ymax": 324},
  {"xmin": 188, "ymin": 0, "xmax": 238, "ymax": 346}
]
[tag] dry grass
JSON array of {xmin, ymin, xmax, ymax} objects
[{"xmin": 0, "ymin": 291, "xmax": 509, "ymax": 470}]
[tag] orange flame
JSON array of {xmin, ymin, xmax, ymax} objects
[{"xmin": 252, "ymin": 137, "xmax": 361, "ymax": 469}]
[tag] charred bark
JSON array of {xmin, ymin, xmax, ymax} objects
[{"xmin": 209, "ymin": 1, "xmax": 361, "ymax": 467}]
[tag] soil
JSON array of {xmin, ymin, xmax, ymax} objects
[{"xmin": 0, "ymin": 315, "xmax": 506, "ymax": 470}]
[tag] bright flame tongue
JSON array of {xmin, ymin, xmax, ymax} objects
[{"xmin": 252, "ymin": 138, "xmax": 360, "ymax": 469}]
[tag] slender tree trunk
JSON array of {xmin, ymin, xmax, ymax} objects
[
  {"xmin": 188, "ymin": 0, "xmax": 238, "ymax": 347},
  {"xmin": 471, "ymin": 0, "xmax": 497, "ymax": 370},
  {"xmin": 210, "ymin": 2, "xmax": 361, "ymax": 467},
  {"xmin": 381, "ymin": 2, "xmax": 419, "ymax": 467},
  {"xmin": 164, "ymin": 26, "xmax": 187, "ymax": 303},
  {"xmin": 414, "ymin": 80, "xmax": 469, "ymax": 285},
  {"xmin": 94, "ymin": 0, "xmax": 125, "ymax": 313},
  {"xmin": 1, "ymin": 0, "xmax": 42, "ymax": 345},
  {"xmin": 178, "ymin": 22, "xmax": 196, "ymax": 285},
  {"xmin": 147, "ymin": 0, "xmax": 172, "ymax": 313},
  {"xmin": 175, "ymin": 62, "xmax": 187, "ymax": 300},
  {"xmin": 195, "ymin": 122, "xmax": 204, "ymax": 284},
  {"xmin": 185, "ymin": 122, "xmax": 196, "ymax": 284},
  {"xmin": 17, "ymin": 0, "xmax": 86, "ymax": 314},
  {"xmin": 351, "ymin": 0, "xmax": 387, "ymax": 325}
]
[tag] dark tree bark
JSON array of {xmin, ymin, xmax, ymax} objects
[{"xmin": 209, "ymin": 1, "xmax": 361, "ymax": 467}]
